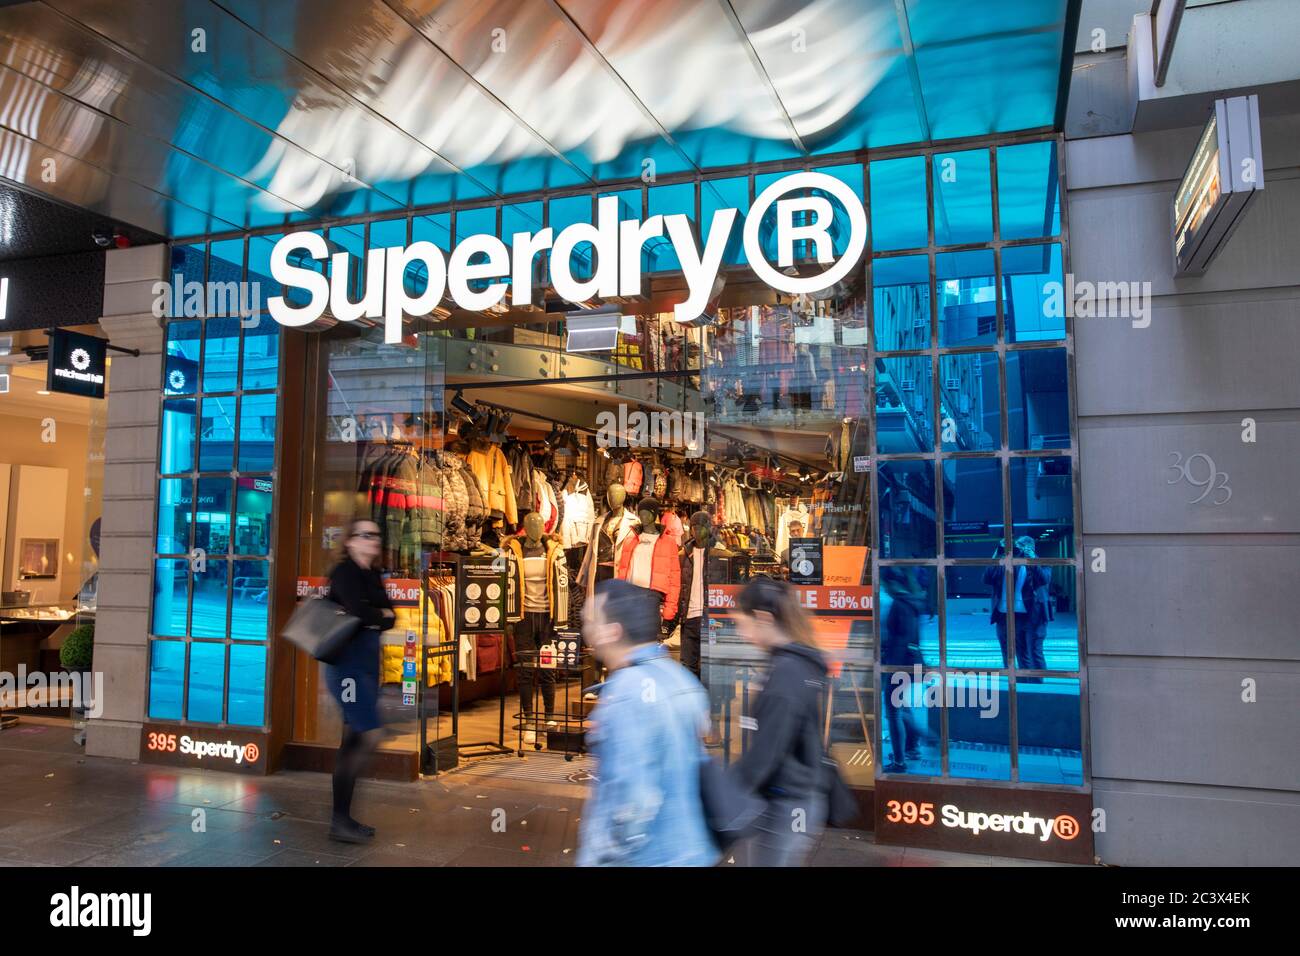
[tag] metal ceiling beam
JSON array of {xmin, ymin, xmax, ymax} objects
[
  {"xmin": 378, "ymin": 0, "xmax": 596, "ymax": 189},
  {"xmin": 206, "ymin": 0, "xmax": 500, "ymax": 204},
  {"xmin": 716, "ymin": 0, "xmax": 808, "ymax": 156}
]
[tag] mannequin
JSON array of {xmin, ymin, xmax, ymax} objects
[
  {"xmin": 504, "ymin": 511, "xmax": 570, "ymax": 745},
  {"xmin": 675, "ymin": 511, "xmax": 733, "ymax": 742},
  {"xmin": 576, "ymin": 482, "xmax": 638, "ymax": 597},
  {"xmin": 615, "ymin": 497, "xmax": 681, "ymax": 625}
]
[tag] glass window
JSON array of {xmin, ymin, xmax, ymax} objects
[
  {"xmin": 939, "ymin": 352, "xmax": 999, "ymax": 451},
  {"xmin": 328, "ymin": 225, "xmax": 366, "ymax": 302},
  {"xmin": 227, "ymin": 643, "xmax": 267, "ymax": 727},
  {"xmin": 191, "ymin": 560, "xmax": 229, "ymax": 639},
  {"xmin": 997, "ymin": 140, "xmax": 1060, "ymax": 241},
  {"xmin": 235, "ymin": 478, "xmax": 273, "ymax": 556},
  {"xmin": 877, "ymin": 461, "xmax": 936, "ymax": 559},
  {"xmin": 368, "ymin": 217, "xmax": 408, "ymax": 253},
  {"xmin": 502, "ymin": 201, "xmax": 545, "ymax": 288},
  {"xmin": 937, "ymin": 249, "xmax": 996, "ymax": 347},
  {"xmin": 231, "ymin": 559, "xmax": 270, "ymax": 641},
  {"xmin": 1010, "ymin": 457, "xmax": 1074, "ymax": 557},
  {"xmin": 1006, "ymin": 348, "xmax": 1069, "ymax": 451},
  {"xmin": 548, "ymin": 195, "xmax": 593, "ymax": 282},
  {"xmin": 870, "ymin": 156, "xmax": 927, "ymax": 251},
  {"xmin": 237, "ymin": 393, "xmax": 277, "ymax": 472},
  {"xmin": 942, "ymin": 459, "xmax": 1004, "ymax": 558},
  {"xmin": 879, "ymin": 669, "xmax": 941, "ymax": 775},
  {"xmin": 879, "ymin": 565, "xmax": 939, "ymax": 666},
  {"xmin": 193, "ymin": 477, "xmax": 232, "ymax": 556},
  {"xmin": 946, "ymin": 673, "xmax": 1010, "ymax": 780},
  {"xmin": 151, "ymin": 558, "xmax": 189, "ymax": 637},
  {"xmin": 160, "ymin": 399, "xmax": 197, "ymax": 475},
  {"xmin": 208, "ymin": 238, "xmax": 244, "ymax": 286},
  {"xmin": 1004, "ymin": 243, "xmax": 1065, "ymax": 342},
  {"xmin": 198, "ymin": 395, "xmax": 236, "ymax": 473},
  {"xmin": 932, "ymin": 149, "xmax": 992, "ymax": 245},
  {"xmin": 156, "ymin": 478, "xmax": 190, "ymax": 554},
  {"xmin": 872, "ymin": 255, "xmax": 930, "ymax": 351},
  {"xmin": 201, "ymin": 317, "xmax": 241, "ymax": 393},
  {"xmin": 412, "ymin": 213, "xmax": 452, "ymax": 252},
  {"xmin": 811, "ymin": 164, "xmax": 864, "ymax": 258},
  {"xmin": 164, "ymin": 321, "xmax": 200, "ymax": 395},
  {"xmin": 944, "ymin": 565, "xmax": 1005, "ymax": 667},
  {"xmin": 186, "ymin": 641, "xmax": 225, "ymax": 723},
  {"xmin": 647, "ymin": 183, "xmax": 695, "ymax": 272},
  {"xmin": 242, "ymin": 321, "xmax": 279, "ymax": 391},
  {"xmin": 147, "ymin": 640, "xmax": 185, "ymax": 719},
  {"xmin": 455, "ymin": 205, "xmax": 497, "ymax": 244},
  {"xmin": 247, "ymin": 233, "xmax": 284, "ymax": 306},
  {"xmin": 170, "ymin": 243, "xmax": 205, "ymax": 291},
  {"xmin": 875, "ymin": 356, "xmax": 933, "ymax": 454},
  {"xmin": 1017, "ymin": 678, "xmax": 1083, "ymax": 785},
  {"xmin": 702, "ymin": 176, "xmax": 748, "ymax": 265}
]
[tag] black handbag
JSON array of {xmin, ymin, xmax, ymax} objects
[
  {"xmin": 699, "ymin": 755, "xmax": 765, "ymax": 851},
  {"xmin": 281, "ymin": 596, "xmax": 362, "ymax": 664}
]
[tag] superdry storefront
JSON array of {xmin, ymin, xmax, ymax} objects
[{"xmin": 4, "ymin": 0, "xmax": 1091, "ymax": 864}]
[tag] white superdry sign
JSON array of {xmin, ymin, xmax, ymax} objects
[{"xmin": 267, "ymin": 172, "xmax": 867, "ymax": 343}]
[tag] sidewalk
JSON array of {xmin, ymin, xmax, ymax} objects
[{"xmin": 0, "ymin": 718, "xmax": 1065, "ymax": 867}]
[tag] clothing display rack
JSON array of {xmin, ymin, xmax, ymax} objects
[{"xmin": 511, "ymin": 642, "xmax": 592, "ymax": 762}]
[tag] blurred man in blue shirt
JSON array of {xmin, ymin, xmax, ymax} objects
[{"xmin": 577, "ymin": 578, "xmax": 717, "ymax": 867}]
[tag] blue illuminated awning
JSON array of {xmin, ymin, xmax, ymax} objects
[{"xmin": 0, "ymin": 0, "xmax": 1078, "ymax": 238}]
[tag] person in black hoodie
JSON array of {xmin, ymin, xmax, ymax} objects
[
  {"xmin": 729, "ymin": 576, "xmax": 830, "ymax": 866},
  {"xmin": 325, "ymin": 518, "xmax": 395, "ymax": 844},
  {"xmin": 880, "ymin": 566, "xmax": 926, "ymax": 773}
]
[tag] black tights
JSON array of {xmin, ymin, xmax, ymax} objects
[{"xmin": 333, "ymin": 726, "xmax": 382, "ymax": 823}]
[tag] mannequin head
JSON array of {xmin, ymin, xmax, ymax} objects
[
  {"xmin": 606, "ymin": 482, "xmax": 626, "ymax": 511},
  {"xmin": 689, "ymin": 511, "xmax": 713, "ymax": 549},
  {"xmin": 522, "ymin": 511, "xmax": 545, "ymax": 545},
  {"xmin": 789, "ymin": 520, "xmax": 805, "ymax": 539},
  {"xmin": 636, "ymin": 497, "xmax": 662, "ymax": 533}
]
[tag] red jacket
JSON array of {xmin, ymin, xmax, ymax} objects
[{"xmin": 616, "ymin": 532, "xmax": 681, "ymax": 619}]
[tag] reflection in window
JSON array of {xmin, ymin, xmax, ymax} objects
[
  {"xmin": 937, "ymin": 250, "xmax": 996, "ymax": 347},
  {"xmin": 152, "ymin": 559, "xmax": 189, "ymax": 637},
  {"xmin": 1006, "ymin": 348, "xmax": 1069, "ymax": 451},
  {"xmin": 1003, "ymin": 243, "xmax": 1065, "ymax": 342},
  {"xmin": 1020, "ymin": 564, "xmax": 1078, "ymax": 672},
  {"xmin": 877, "ymin": 461, "xmax": 936, "ymax": 559},
  {"xmin": 147, "ymin": 640, "xmax": 185, "ymax": 720},
  {"xmin": 191, "ymin": 560, "xmax": 229, "ymax": 639},
  {"xmin": 235, "ymin": 478, "xmax": 273, "ymax": 556},
  {"xmin": 880, "ymin": 671, "xmax": 940, "ymax": 776},
  {"xmin": 942, "ymin": 459, "xmax": 1004, "ymax": 558},
  {"xmin": 933, "ymin": 149, "xmax": 992, "ymax": 245},
  {"xmin": 193, "ymin": 478, "xmax": 232, "ymax": 555},
  {"xmin": 997, "ymin": 140, "xmax": 1060, "ymax": 241},
  {"xmin": 238, "ymin": 393, "xmax": 277, "ymax": 472},
  {"xmin": 875, "ymin": 356, "xmax": 933, "ymax": 454},
  {"xmin": 939, "ymin": 352, "xmax": 999, "ymax": 451},
  {"xmin": 1017, "ymin": 678, "xmax": 1083, "ymax": 785},
  {"xmin": 227, "ymin": 643, "xmax": 267, "ymax": 726},
  {"xmin": 231, "ymin": 559, "xmax": 270, "ymax": 641},
  {"xmin": 208, "ymin": 238, "xmax": 243, "ymax": 285},
  {"xmin": 201, "ymin": 317, "xmax": 241, "ymax": 393},
  {"xmin": 945, "ymin": 565, "xmax": 1005, "ymax": 667},
  {"xmin": 164, "ymin": 321, "xmax": 200, "ymax": 395},
  {"xmin": 247, "ymin": 233, "xmax": 284, "ymax": 304},
  {"xmin": 242, "ymin": 320, "xmax": 279, "ymax": 391},
  {"xmin": 186, "ymin": 641, "xmax": 225, "ymax": 723},
  {"xmin": 702, "ymin": 176, "xmax": 748, "ymax": 265},
  {"xmin": 156, "ymin": 479, "xmax": 190, "ymax": 554},
  {"xmin": 170, "ymin": 243, "xmax": 205, "ymax": 290},
  {"xmin": 946, "ymin": 673, "xmax": 1010, "ymax": 780},
  {"xmin": 1010, "ymin": 457, "xmax": 1074, "ymax": 557},
  {"xmin": 647, "ymin": 183, "xmax": 695, "ymax": 272},
  {"xmin": 198, "ymin": 395, "xmax": 236, "ymax": 473},
  {"xmin": 872, "ymin": 255, "xmax": 929, "ymax": 351},
  {"xmin": 870, "ymin": 156, "xmax": 927, "ymax": 251},
  {"xmin": 879, "ymin": 565, "xmax": 939, "ymax": 666},
  {"xmin": 548, "ymin": 195, "xmax": 593, "ymax": 282},
  {"xmin": 160, "ymin": 400, "xmax": 197, "ymax": 475}
]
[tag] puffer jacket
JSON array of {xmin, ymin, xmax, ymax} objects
[
  {"xmin": 447, "ymin": 452, "xmax": 485, "ymax": 550},
  {"xmin": 559, "ymin": 479, "xmax": 596, "ymax": 549},
  {"xmin": 615, "ymin": 531, "xmax": 681, "ymax": 620},
  {"xmin": 436, "ymin": 453, "xmax": 469, "ymax": 552},
  {"xmin": 467, "ymin": 443, "xmax": 518, "ymax": 525}
]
